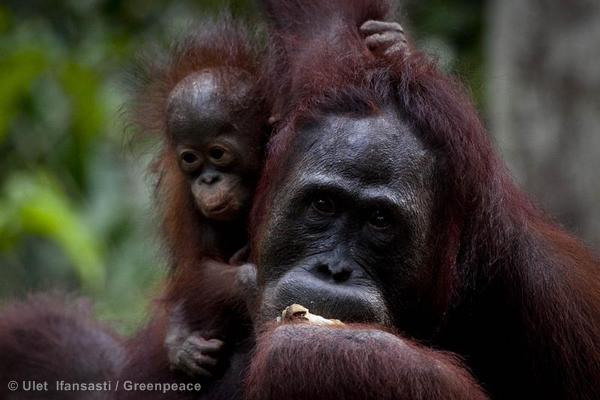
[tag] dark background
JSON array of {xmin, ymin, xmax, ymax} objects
[{"xmin": 0, "ymin": 0, "xmax": 598, "ymax": 332}]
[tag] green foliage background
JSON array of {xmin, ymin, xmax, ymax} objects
[{"xmin": 0, "ymin": 0, "xmax": 483, "ymax": 333}]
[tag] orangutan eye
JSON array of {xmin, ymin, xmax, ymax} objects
[
  {"xmin": 369, "ymin": 209, "xmax": 392, "ymax": 229},
  {"xmin": 208, "ymin": 144, "xmax": 235, "ymax": 167},
  {"xmin": 209, "ymin": 146, "xmax": 225, "ymax": 160},
  {"xmin": 312, "ymin": 196, "xmax": 335, "ymax": 215},
  {"xmin": 178, "ymin": 149, "xmax": 202, "ymax": 172},
  {"xmin": 181, "ymin": 151, "xmax": 198, "ymax": 164}
]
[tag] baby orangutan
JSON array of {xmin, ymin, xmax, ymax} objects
[
  {"xmin": 163, "ymin": 67, "xmax": 265, "ymax": 378},
  {"xmin": 131, "ymin": 19, "xmax": 267, "ymax": 380}
]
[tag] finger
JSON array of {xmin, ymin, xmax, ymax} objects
[
  {"xmin": 186, "ymin": 336, "xmax": 225, "ymax": 353},
  {"xmin": 237, "ymin": 263, "xmax": 258, "ymax": 292},
  {"xmin": 179, "ymin": 354, "xmax": 213, "ymax": 378},
  {"xmin": 229, "ymin": 244, "xmax": 250, "ymax": 264},
  {"xmin": 365, "ymin": 32, "xmax": 406, "ymax": 50},
  {"xmin": 268, "ymin": 115, "xmax": 281, "ymax": 125},
  {"xmin": 177, "ymin": 345, "xmax": 220, "ymax": 377},
  {"xmin": 176, "ymin": 347, "xmax": 214, "ymax": 377},
  {"xmin": 195, "ymin": 355, "xmax": 218, "ymax": 367},
  {"xmin": 384, "ymin": 42, "xmax": 411, "ymax": 57},
  {"xmin": 181, "ymin": 341, "xmax": 220, "ymax": 363},
  {"xmin": 360, "ymin": 20, "xmax": 404, "ymax": 35}
]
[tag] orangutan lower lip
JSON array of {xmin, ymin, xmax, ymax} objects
[
  {"xmin": 208, "ymin": 202, "xmax": 231, "ymax": 215},
  {"xmin": 266, "ymin": 270, "xmax": 392, "ymax": 326}
]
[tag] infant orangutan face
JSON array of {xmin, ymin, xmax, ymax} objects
[{"xmin": 167, "ymin": 71, "xmax": 263, "ymax": 221}]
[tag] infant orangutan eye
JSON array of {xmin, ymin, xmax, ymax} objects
[
  {"xmin": 209, "ymin": 146, "xmax": 225, "ymax": 160},
  {"xmin": 179, "ymin": 149, "xmax": 202, "ymax": 172},
  {"xmin": 208, "ymin": 145, "xmax": 234, "ymax": 166},
  {"xmin": 181, "ymin": 151, "xmax": 199, "ymax": 164}
]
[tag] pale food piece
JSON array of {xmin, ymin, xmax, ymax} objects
[{"xmin": 277, "ymin": 304, "xmax": 345, "ymax": 326}]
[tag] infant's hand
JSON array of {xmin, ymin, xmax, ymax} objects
[
  {"xmin": 166, "ymin": 330, "xmax": 225, "ymax": 378},
  {"xmin": 360, "ymin": 20, "xmax": 410, "ymax": 58}
]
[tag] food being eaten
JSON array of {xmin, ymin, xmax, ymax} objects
[{"xmin": 277, "ymin": 304, "xmax": 345, "ymax": 326}]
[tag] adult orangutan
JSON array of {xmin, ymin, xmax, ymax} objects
[
  {"xmin": 243, "ymin": 0, "xmax": 600, "ymax": 399},
  {"xmin": 0, "ymin": 1, "xmax": 598, "ymax": 400}
]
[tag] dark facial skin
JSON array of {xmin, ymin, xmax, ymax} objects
[
  {"xmin": 256, "ymin": 108, "xmax": 437, "ymax": 328},
  {"xmin": 167, "ymin": 71, "xmax": 262, "ymax": 221}
]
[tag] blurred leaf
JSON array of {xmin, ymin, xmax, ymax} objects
[
  {"xmin": 0, "ymin": 49, "xmax": 47, "ymax": 142},
  {"xmin": 0, "ymin": 173, "xmax": 106, "ymax": 292},
  {"xmin": 60, "ymin": 62, "xmax": 105, "ymax": 142}
]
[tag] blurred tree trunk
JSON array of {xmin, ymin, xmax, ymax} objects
[{"xmin": 488, "ymin": 0, "xmax": 600, "ymax": 248}]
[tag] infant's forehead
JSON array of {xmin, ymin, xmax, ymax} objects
[
  {"xmin": 167, "ymin": 68, "xmax": 252, "ymax": 111},
  {"xmin": 166, "ymin": 69, "xmax": 253, "ymax": 143}
]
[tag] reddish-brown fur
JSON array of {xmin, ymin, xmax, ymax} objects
[
  {"xmin": 0, "ymin": 294, "xmax": 124, "ymax": 400},
  {"xmin": 247, "ymin": 0, "xmax": 600, "ymax": 399},
  {"xmin": 118, "ymin": 16, "xmax": 267, "ymax": 397},
  {"xmin": 129, "ymin": 15, "xmax": 265, "ymax": 264},
  {"xmin": 246, "ymin": 324, "xmax": 487, "ymax": 400},
  {"xmin": 134, "ymin": 16, "xmax": 267, "ymax": 314},
  {"xmin": 0, "ymin": 1, "xmax": 598, "ymax": 399}
]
